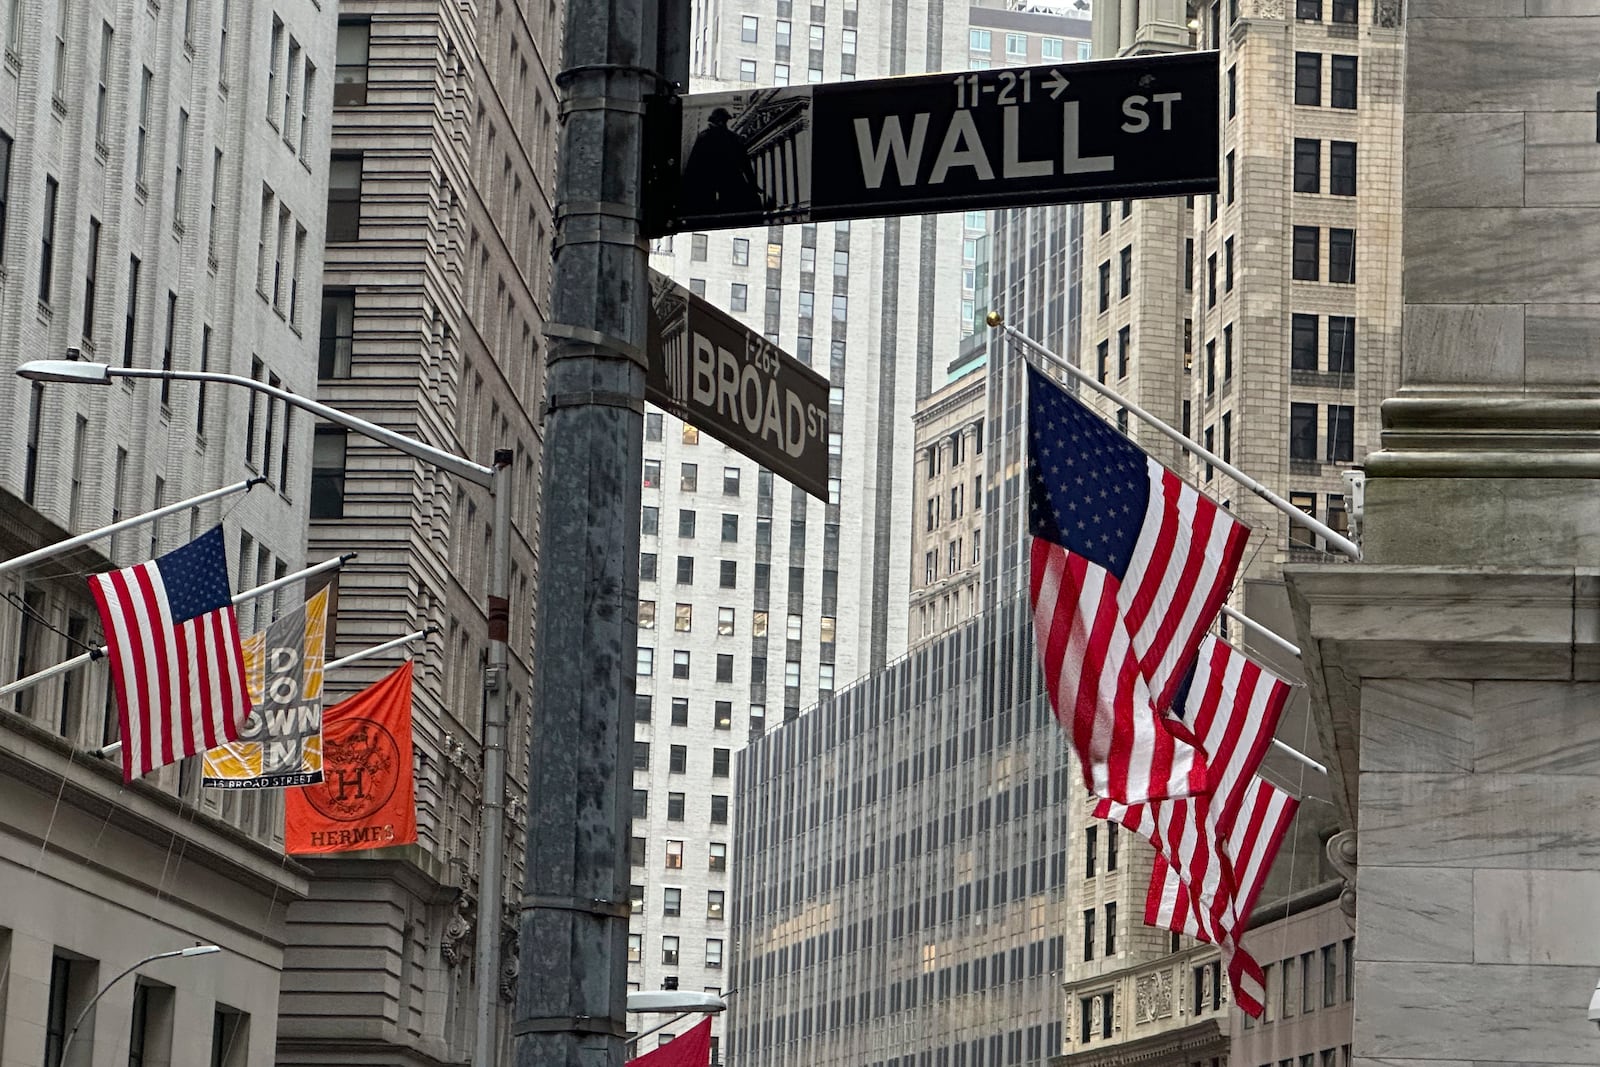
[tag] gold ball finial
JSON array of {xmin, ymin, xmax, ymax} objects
[{"xmin": 985, "ymin": 311, "xmax": 1004, "ymax": 328}]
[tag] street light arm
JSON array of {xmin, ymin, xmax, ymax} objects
[
  {"xmin": 18, "ymin": 359, "xmax": 496, "ymax": 487},
  {"xmin": 59, "ymin": 946, "xmax": 220, "ymax": 1063}
]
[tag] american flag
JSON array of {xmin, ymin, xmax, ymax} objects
[
  {"xmin": 1027, "ymin": 366, "xmax": 1249, "ymax": 803},
  {"xmin": 88, "ymin": 526, "xmax": 251, "ymax": 782},
  {"xmin": 1145, "ymin": 778, "xmax": 1299, "ymax": 1017},
  {"xmin": 1093, "ymin": 636, "xmax": 1297, "ymax": 1017}
]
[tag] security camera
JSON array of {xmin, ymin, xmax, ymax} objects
[{"xmin": 1588, "ymin": 976, "xmax": 1600, "ymax": 1029}]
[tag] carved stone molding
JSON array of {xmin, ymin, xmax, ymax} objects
[
  {"xmin": 1134, "ymin": 969, "xmax": 1174, "ymax": 1023},
  {"xmin": 1374, "ymin": 0, "xmax": 1400, "ymax": 28},
  {"xmin": 499, "ymin": 929, "xmax": 520, "ymax": 1002},
  {"xmin": 1326, "ymin": 829, "xmax": 1358, "ymax": 926},
  {"xmin": 1246, "ymin": 0, "xmax": 1285, "ymax": 19},
  {"xmin": 441, "ymin": 894, "xmax": 474, "ymax": 967}
]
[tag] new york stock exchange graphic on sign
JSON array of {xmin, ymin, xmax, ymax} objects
[
  {"xmin": 647, "ymin": 270, "xmax": 830, "ymax": 500},
  {"xmin": 645, "ymin": 50, "xmax": 1219, "ymax": 234}
]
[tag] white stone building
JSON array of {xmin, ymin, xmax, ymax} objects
[{"xmin": 0, "ymin": 0, "xmax": 333, "ymax": 1062}]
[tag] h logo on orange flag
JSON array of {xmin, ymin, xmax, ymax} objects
[{"xmin": 285, "ymin": 661, "xmax": 417, "ymax": 854}]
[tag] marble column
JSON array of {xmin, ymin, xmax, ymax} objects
[{"xmin": 1285, "ymin": 7, "xmax": 1600, "ymax": 1066}]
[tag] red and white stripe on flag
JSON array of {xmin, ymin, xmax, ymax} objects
[
  {"xmin": 1093, "ymin": 635, "xmax": 1291, "ymax": 839},
  {"xmin": 1144, "ymin": 778, "xmax": 1300, "ymax": 1017},
  {"xmin": 1032, "ymin": 538, "xmax": 1208, "ymax": 805},
  {"xmin": 88, "ymin": 527, "xmax": 251, "ymax": 782}
]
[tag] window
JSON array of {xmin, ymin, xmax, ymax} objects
[
  {"xmin": 1282, "ymin": 956, "xmax": 1296, "ymax": 1017},
  {"xmin": 38, "ymin": 176, "xmax": 58, "ymax": 303},
  {"xmin": 678, "ymin": 509, "xmax": 696, "ymax": 538},
  {"xmin": 715, "ymin": 653, "xmax": 733, "ymax": 682},
  {"xmin": 319, "ymin": 291, "xmax": 355, "ymax": 378},
  {"xmin": 1208, "ymin": 253, "xmax": 1217, "ymax": 307},
  {"xmin": 675, "ymin": 556, "xmax": 693, "ymax": 584},
  {"xmin": 708, "ymin": 890, "xmax": 725, "ymax": 919},
  {"xmin": 1328, "ymin": 315, "xmax": 1356, "ymax": 373},
  {"xmin": 1100, "ymin": 202, "xmax": 1111, "ymax": 234},
  {"xmin": 82, "ymin": 216, "xmax": 101, "ymax": 339},
  {"xmin": 1322, "ymin": 945, "xmax": 1338, "ymax": 1006},
  {"xmin": 1117, "ymin": 327, "xmax": 1130, "ymax": 378},
  {"xmin": 1297, "ymin": 0, "xmax": 1321, "ymax": 17},
  {"xmin": 667, "ymin": 793, "xmax": 685, "ymax": 822},
  {"xmin": 1327, "ymin": 405, "xmax": 1355, "ymax": 462},
  {"xmin": 662, "ymin": 936, "xmax": 680, "ymax": 965},
  {"xmin": 717, "ymin": 607, "xmax": 735, "ymax": 636},
  {"xmin": 1041, "ymin": 37, "xmax": 1063, "ymax": 60},
  {"xmin": 1293, "ymin": 226, "xmax": 1320, "ymax": 281},
  {"xmin": 1119, "ymin": 245, "xmax": 1132, "ymax": 298},
  {"xmin": 1333, "ymin": 0, "xmax": 1357, "ymax": 21},
  {"xmin": 637, "ymin": 648, "xmax": 654, "ymax": 676},
  {"xmin": 335, "ymin": 20, "xmax": 370, "ymax": 105},
  {"xmin": 723, "ymin": 466, "xmax": 740, "ymax": 495},
  {"xmin": 1083, "ymin": 909, "xmax": 1096, "ymax": 961},
  {"xmin": 738, "ymin": 59, "xmax": 756, "ymax": 82},
  {"xmin": 1005, "ymin": 33, "xmax": 1026, "ymax": 56},
  {"xmin": 628, "ymin": 934, "xmax": 642, "ymax": 961},
  {"xmin": 1329, "ymin": 228, "xmax": 1356, "ymax": 283},
  {"xmin": 1226, "ymin": 150, "xmax": 1236, "ymax": 204},
  {"xmin": 1290, "ymin": 404, "xmax": 1318, "ymax": 462},
  {"xmin": 1330, "ymin": 141, "xmax": 1357, "ymax": 195},
  {"xmin": 681, "ymin": 463, "xmax": 698, "ymax": 491},
  {"xmin": 672, "ymin": 652, "xmax": 690, "ymax": 680},
  {"xmin": 638, "ymin": 600, "xmax": 656, "ymax": 629},
  {"xmin": 730, "ymin": 283, "xmax": 747, "ymax": 311},
  {"xmin": 719, "ymin": 560, "xmax": 737, "ymax": 588},
  {"xmin": 1222, "ymin": 411, "xmax": 1232, "ymax": 462},
  {"xmin": 709, "ymin": 842, "xmax": 727, "ymax": 870},
  {"xmin": 44, "ymin": 956, "xmax": 73, "ymax": 1067},
  {"xmin": 713, "ymin": 748, "xmax": 730, "ymax": 777},
  {"xmin": 1228, "ymin": 65, "xmax": 1237, "ymax": 118},
  {"xmin": 711, "ymin": 795, "xmax": 729, "ymax": 824},
  {"xmin": 706, "ymin": 938, "xmax": 724, "ymax": 969},
  {"xmin": 640, "ymin": 553, "xmax": 657, "ymax": 581},
  {"xmin": 1331, "ymin": 55, "xmax": 1358, "ymax": 108},
  {"xmin": 671, "ymin": 697, "xmax": 689, "ymax": 725},
  {"xmin": 1106, "ymin": 826, "xmax": 1118, "ymax": 870},
  {"xmin": 670, "ymin": 744, "xmax": 688, "ymax": 772},
  {"xmin": 1225, "ymin": 238, "xmax": 1235, "ymax": 292},
  {"xmin": 0, "ymin": 130, "xmax": 11, "ymax": 261},
  {"xmin": 720, "ymin": 513, "xmax": 738, "ymax": 542},
  {"xmin": 1105, "ymin": 902, "xmax": 1117, "ymax": 955},
  {"xmin": 1295, "ymin": 52, "xmax": 1321, "ymax": 106},
  {"xmin": 969, "ymin": 29, "xmax": 990, "ymax": 50},
  {"xmin": 1206, "ymin": 340, "xmax": 1216, "ymax": 395},
  {"xmin": 643, "ymin": 459, "xmax": 661, "ymax": 488},
  {"xmin": 1302, "ymin": 951, "xmax": 1316, "ymax": 1012},
  {"xmin": 308, "ymin": 427, "xmax": 349, "ymax": 519},
  {"xmin": 715, "ymin": 701, "xmax": 732, "ymax": 729},
  {"xmin": 94, "ymin": 22, "xmax": 113, "ymax": 148},
  {"xmin": 1097, "ymin": 261, "xmax": 1110, "ymax": 312},
  {"xmin": 666, "ymin": 839, "xmax": 684, "ymax": 868},
  {"xmin": 1292, "ymin": 314, "xmax": 1319, "ymax": 371},
  {"xmin": 741, "ymin": 14, "xmax": 759, "ymax": 41},
  {"xmin": 1294, "ymin": 138, "xmax": 1320, "ymax": 193},
  {"xmin": 631, "ymin": 789, "xmax": 649, "ymax": 819},
  {"xmin": 1224, "ymin": 324, "xmax": 1234, "ymax": 381},
  {"xmin": 641, "ymin": 506, "xmax": 659, "ymax": 537},
  {"xmin": 327, "ymin": 155, "xmax": 363, "ymax": 241},
  {"xmin": 1085, "ymin": 825, "xmax": 1098, "ymax": 877}
]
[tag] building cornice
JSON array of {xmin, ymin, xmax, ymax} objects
[{"xmin": 1051, "ymin": 1019, "xmax": 1227, "ymax": 1067}]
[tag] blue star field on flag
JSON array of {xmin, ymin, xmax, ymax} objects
[{"xmin": 1026, "ymin": 365, "xmax": 1147, "ymax": 579}]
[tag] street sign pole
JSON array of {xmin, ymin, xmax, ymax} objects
[{"xmin": 517, "ymin": 0, "xmax": 674, "ymax": 1064}]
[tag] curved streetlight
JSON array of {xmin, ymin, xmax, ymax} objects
[
  {"xmin": 18, "ymin": 355, "xmax": 517, "ymax": 1067},
  {"xmin": 58, "ymin": 945, "xmax": 221, "ymax": 1063}
]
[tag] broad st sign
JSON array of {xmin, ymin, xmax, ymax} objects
[
  {"xmin": 645, "ymin": 51, "xmax": 1218, "ymax": 235},
  {"xmin": 646, "ymin": 271, "xmax": 831, "ymax": 500}
]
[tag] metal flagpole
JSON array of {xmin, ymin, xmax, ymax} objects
[
  {"xmin": 0, "ymin": 554, "xmax": 356, "ymax": 705},
  {"xmin": 324, "ymin": 626, "xmax": 438, "ymax": 672},
  {"xmin": 988, "ymin": 315, "xmax": 1363, "ymax": 562},
  {"xmin": 1221, "ymin": 605, "xmax": 1301, "ymax": 659},
  {"xmin": 0, "ymin": 478, "xmax": 265, "ymax": 578}
]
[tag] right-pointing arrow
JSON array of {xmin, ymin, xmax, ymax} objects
[{"xmin": 1043, "ymin": 69, "xmax": 1071, "ymax": 100}]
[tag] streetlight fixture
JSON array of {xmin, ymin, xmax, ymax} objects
[
  {"xmin": 58, "ymin": 944, "xmax": 221, "ymax": 1063},
  {"xmin": 624, "ymin": 990, "xmax": 730, "ymax": 1057},
  {"xmin": 18, "ymin": 355, "xmax": 516, "ymax": 1067}
]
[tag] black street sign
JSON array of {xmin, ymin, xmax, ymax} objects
[
  {"xmin": 646, "ymin": 271, "xmax": 831, "ymax": 500},
  {"xmin": 645, "ymin": 50, "xmax": 1218, "ymax": 236}
]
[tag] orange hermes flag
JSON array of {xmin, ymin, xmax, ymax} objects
[{"xmin": 285, "ymin": 661, "xmax": 417, "ymax": 855}]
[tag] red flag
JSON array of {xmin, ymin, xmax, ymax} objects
[
  {"xmin": 285, "ymin": 662, "xmax": 417, "ymax": 854},
  {"xmin": 1027, "ymin": 367, "xmax": 1248, "ymax": 804},
  {"xmin": 627, "ymin": 1016, "xmax": 712, "ymax": 1067},
  {"xmin": 87, "ymin": 526, "xmax": 251, "ymax": 781}
]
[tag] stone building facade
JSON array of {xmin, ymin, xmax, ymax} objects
[
  {"xmin": 910, "ymin": 373, "xmax": 986, "ymax": 648},
  {"xmin": 0, "ymin": 0, "xmax": 333, "ymax": 1062},
  {"xmin": 282, "ymin": 1, "xmax": 561, "ymax": 1064}
]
